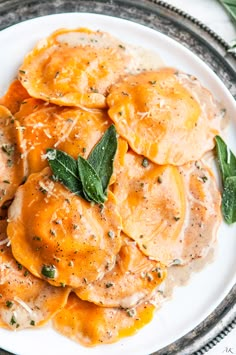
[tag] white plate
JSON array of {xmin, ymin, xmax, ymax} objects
[{"xmin": 0, "ymin": 12, "xmax": 236, "ymax": 355}]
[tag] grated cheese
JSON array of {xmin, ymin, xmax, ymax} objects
[
  {"xmin": 0, "ymin": 238, "xmax": 9, "ymax": 246},
  {"xmin": 54, "ymin": 117, "xmax": 79, "ymax": 148},
  {"xmin": 14, "ymin": 296, "xmax": 33, "ymax": 314}
]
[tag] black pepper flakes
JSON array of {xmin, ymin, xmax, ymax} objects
[{"xmin": 105, "ymin": 282, "xmax": 114, "ymax": 288}]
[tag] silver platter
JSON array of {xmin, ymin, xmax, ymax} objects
[{"xmin": 0, "ymin": 1, "xmax": 235, "ymax": 354}]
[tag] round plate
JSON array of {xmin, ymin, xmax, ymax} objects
[{"xmin": 0, "ymin": 2, "xmax": 235, "ymax": 355}]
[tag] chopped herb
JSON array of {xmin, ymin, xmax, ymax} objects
[
  {"xmin": 172, "ymin": 259, "xmax": 182, "ymax": 265},
  {"xmin": 39, "ymin": 186, "xmax": 47, "ymax": 194},
  {"xmin": 41, "ymin": 264, "xmax": 56, "ymax": 279},
  {"xmin": 24, "ymin": 270, "xmax": 29, "ymax": 277},
  {"xmin": 3, "ymin": 180, "xmax": 10, "ymax": 184},
  {"xmin": 6, "ymin": 300, "xmax": 13, "ymax": 308},
  {"xmin": 108, "ymin": 230, "xmax": 114, "ymax": 238},
  {"xmin": 126, "ymin": 308, "xmax": 136, "ymax": 317},
  {"xmin": 16, "ymin": 262, "xmax": 22, "ymax": 270},
  {"xmin": 139, "ymin": 234, "xmax": 144, "ymax": 238},
  {"xmin": 54, "ymin": 71, "xmax": 60, "ymax": 78},
  {"xmin": 90, "ymin": 87, "xmax": 98, "ymax": 93},
  {"xmin": 142, "ymin": 158, "xmax": 149, "ymax": 168},
  {"xmin": 10, "ymin": 315, "xmax": 17, "ymax": 325},
  {"xmin": 118, "ymin": 44, "xmax": 126, "ymax": 49},
  {"xmin": 7, "ymin": 159, "xmax": 13, "ymax": 167},
  {"xmin": 60, "ymin": 282, "xmax": 66, "ymax": 287},
  {"xmin": 201, "ymin": 176, "xmax": 208, "ymax": 183},
  {"xmin": 148, "ymin": 80, "xmax": 156, "ymax": 84},
  {"xmin": 19, "ymin": 70, "xmax": 26, "ymax": 74},
  {"xmin": 118, "ymin": 111, "xmax": 123, "ymax": 116},
  {"xmin": 146, "ymin": 273, "xmax": 153, "ymax": 281},
  {"xmin": 174, "ymin": 216, "xmax": 180, "ymax": 221},
  {"xmin": 33, "ymin": 236, "xmax": 41, "ymax": 241},
  {"xmin": 105, "ymin": 282, "xmax": 114, "ymax": 288},
  {"xmin": 157, "ymin": 176, "xmax": 162, "ymax": 183},
  {"xmin": 220, "ymin": 108, "xmax": 226, "ymax": 117},
  {"xmin": 82, "ymin": 147, "xmax": 86, "ymax": 153},
  {"xmin": 1, "ymin": 144, "xmax": 14, "ymax": 156},
  {"xmin": 30, "ymin": 320, "xmax": 35, "ymax": 326},
  {"xmin": 142, "ymin": 244, "xmax": 147, "ymax": 249}
]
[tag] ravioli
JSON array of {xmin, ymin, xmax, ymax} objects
[
  {"xmin": 15, "ymin": 99, "xmax": 112, "ymax": 174},
  {"xmin": 107, "ymin": 68, "xmax": 221, "ymax": 165},
  {"xmin": 75, "ymin": 234, "xmax": 166, "ymax": 307},
  {"xmin": 0, "ymin": 105, "xmax": 26, "ymax": 207},
  {"xmin": 18, "ymin": 28, "xmax": 131, "ymax": 108},
  {"xmin": 0, "ymin": 80, "xmax": 30, "ymax": 114},
  {"xmin": 112, "ymin": 150, "xmax": 186, "ymax": 265},
  {"xmin": 113, "ymin": 151, "xmax": 221, "ymax": 265},
  {"xmin": 178, "ymin": 161, "xmax": 221, "ymax": 262},
  {"xmin": 0, "ymin": 220, "xmax": 70, "ymax": 330},
  {"xmin": 53, "ymin": 293, "xmax": 155, "ymax": 346},
  {"xmin": 7, "ymin": 167, "xmax": 122, "ymax": 288}
]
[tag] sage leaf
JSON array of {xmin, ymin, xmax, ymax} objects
[
  {"xmin": 215, "ymin": 135, "xmax": 236, "ymax": 183},
  {"xmin": 228, "ymin": 39, "xmax": 236, "ymax": 54},
  {"xmin": 218, "ymin": 0, "xmax": 236, "ymax": 22},
  {"xmin": 77, "ymin": 156, "xmax": 106, "ymax": 204},
  {"xmin": 222, "ymin": 176, "xmax": 236, "ymax": 224},
  {"xmin": 215, "ymin": 136, "xmax": 236, "ymax": 224},
  {"xmin": 88, "ymin": 124, "xmax": 117, "ymax": 192},
  {"xmin": 46, "ymin": 148, "xmax": 83, "ymax": 196}
]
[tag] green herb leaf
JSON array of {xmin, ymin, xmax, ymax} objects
[
  {"xmin": 77, "ymin": 156, "xmax": 106, "ymax": 204},
  {"xmin": 222, "ymin": 176, "xmax": 236, "ymax": 224},
  {"xmin": 46, "ymin": 149, "xmax": 83, "ymax": 196},
  {"xmin": 87, "ymin": 125, "xmax": 117, "ymax": 192},
  {"xmin": 215, "ymin": 136, "xmax": 236, "ymax": 224},
  {"xmin": 41, "ymin": 264, "xmax": 56, "ymax": 278},
  {"xmin": 46, "ymin": 125, "xmax": 117, "ymax": 204},
  {"xmin": 228, "ymin": 39, "xmax": 236, "ymax": 54},
  {"xmin": 10, "ymin": 315, "xmax": 17, "ymax": 326},
  {"xmin": 218, "ymin": 0, "xmax": 236, "ymax": 22},
  {"xmin": 215, "ymin": 135, "xmax": 236, "ymax": 182}
]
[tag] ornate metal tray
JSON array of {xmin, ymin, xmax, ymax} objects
[{"xmin": 0, "ymin": 1, "xmax": 235, "ymax": 354}]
